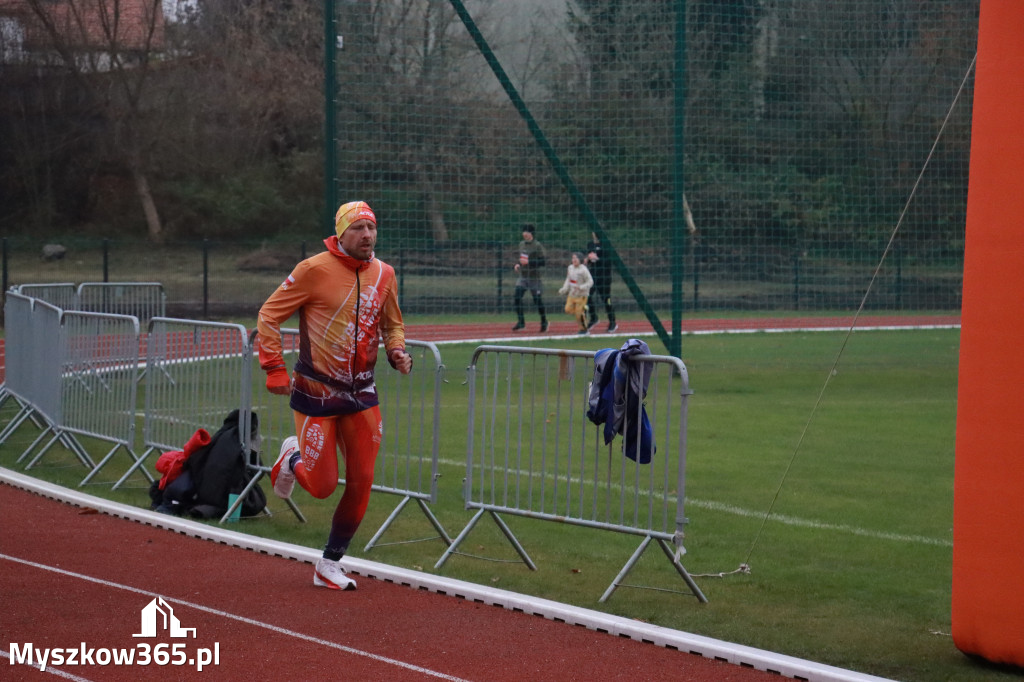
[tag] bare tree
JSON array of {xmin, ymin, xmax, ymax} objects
[
  {"xmin": 336, "ymin": 0, "xmax": 549, "ymax": 243},
  {"xmin": 19, "ymin": 0, "xmax": 169, "ymax": 240},
  {"xmin": 793, "ymin": 0, "xmax": 976, "ymax": 231}
]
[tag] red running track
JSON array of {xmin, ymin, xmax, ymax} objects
[
  {"xmin": 0, "ymin": 481, "xmax": 787, "ymax": 682},
  {"xmin": 0, "ymin": 314, "xmax": 961, "ymax": 383}
]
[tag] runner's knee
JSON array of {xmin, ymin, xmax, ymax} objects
[{"xmin": 305, "ymin": 477, "xmax": 338, "ymax": 500}]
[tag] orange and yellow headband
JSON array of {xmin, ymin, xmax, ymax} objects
[{"xmin": 335, "ymin": 201, "xmax": 377, "ymax": 238}]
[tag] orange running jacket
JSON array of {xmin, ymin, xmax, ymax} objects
[{"xmin": 257, "ymin": 236, "xmax": 406, "ymax": 416}]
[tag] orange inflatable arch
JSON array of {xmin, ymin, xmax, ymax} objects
[{"xmin": 952, "ymin": 0, "xmax": 1024, "ymax": 667}]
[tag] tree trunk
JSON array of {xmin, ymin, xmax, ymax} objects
[
  {"xmin": 416, "ymin": 161, "xmax": 448, "ymax": 243},
  {"xmin": 130, "ymin": 163, "xmax": 163, "ymax": 243}
]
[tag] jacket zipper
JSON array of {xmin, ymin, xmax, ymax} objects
[{"xmin": 353, "ymin": 268, "xmax": 360, "ymax": 380}]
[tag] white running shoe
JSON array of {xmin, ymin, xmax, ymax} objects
[
  {"xmin": 314, "ymin": 557, "xmax": 357, "ymax": 591},
  {"xmin": 270, "ymin": 436, "xmax": 298, "ymax": 499}
]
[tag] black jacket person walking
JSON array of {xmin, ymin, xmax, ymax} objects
[{"xmin": 585, "ymin": 231, "xmax": 617, "ymax": 332}]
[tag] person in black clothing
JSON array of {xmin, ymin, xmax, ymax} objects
[
  {"xmin": 584, "ymin": 231, "xmax": 617, "ymax": 333},
  {"xmin": 512, "ymin": 223, "xmax": 549, "ymax": 333}
]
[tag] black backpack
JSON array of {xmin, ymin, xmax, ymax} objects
[{"xmin": 155, "ymin": 410, "xmax": 267, "ymax": 519}]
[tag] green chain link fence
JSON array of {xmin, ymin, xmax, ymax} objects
[
  {"xmin": 330, "ymin": 0, "xmax": 974, "ymax": 352},
  {"xmin": 3, "ymin": 2, "xmax": 975, "ymax": 348}
]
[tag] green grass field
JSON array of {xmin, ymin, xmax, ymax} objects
[{"xmin": 3, "ymin": 326, "xmax": 1017, "ymax": 681}]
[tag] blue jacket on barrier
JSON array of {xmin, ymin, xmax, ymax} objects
[{"xmin": 586, "ymin": 339, "xmax": 656, "ymax": 464}]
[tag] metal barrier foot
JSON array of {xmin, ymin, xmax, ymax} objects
[
  {"xmin": 598, "ymin": 536, "xmax": 708, "ymax": 604},
  {"xmin": 364, "ymin": 496, "xmax": 452, "ymax": 552}
]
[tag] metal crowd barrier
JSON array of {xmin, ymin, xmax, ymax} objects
[
  {"xmin": 11, "ymin": 283, "xmax": 77, "ymax": 310},
  {"xmin": 1, "ymin": 295, "xmax": 446, "ymax": 529},
  {"xmin": 129, "ymin": 318, "xmax": 301, "ymax": 522},
  {"xmin": 244, "ymin": 329, "xmax": 450, "ymax": 545},
  {"xmin": 2, "ymin": 295, "xmax": 147, "ymax": 486},
  {"xmin": 3, "ymin": 290, "xmax": 706, "ymax": 600},
  {"xmin": 363, "ymin": 338, "xmax": 450, "ymax": 550},
  {"xmin": 11, "ymin": 282, "xmax": 166, "ymax": 328},
  {"xmin": 0, "ymin": 293, "xmax": 57, "ymax": 448},
  {"xmin": 1, "ymin": 300, "xmax": 280, "ymax": 516},
  {"xmin": 0, "ymin": 294, "xmax": 34, "ymax": 412},
  {"xmin": 437, "ymin": 344, "xmax": 706, "ymax": 603},
  {"xmin": 2, "ymin": 295, "xmax": 85, "ymax": 468},
  {"xmin": 77, "ymin": 282, "xmax": 166, "ymax": 328},
  {"xmin": 120, "ymin": 317, "xmax": 253, "ymax": 488},
  {"xmin": 58, "ymin": 311, "xmax": 145, "ymax": 486}
]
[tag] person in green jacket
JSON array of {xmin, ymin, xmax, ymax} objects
[{"xmin": 511, "ymin": 223, "xmax": 548, "ymax": 332}]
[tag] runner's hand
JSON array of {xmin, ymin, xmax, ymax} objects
[
  {"xmin": 389, "ymin": 349, "xmax": 413, "ymax": 375},
  {"xmin": 265, "ymin": 367, "xmax": 291, "ymax": 394}
]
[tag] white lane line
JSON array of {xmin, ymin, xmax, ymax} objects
[
  {"xmin": 436, "ymin": 457, "xmax": 951, "ymax": 548},
  {"xmin": 424, "ymin": 323, "xmax": 959, "ymax": 345},
  {"xmin": 686, "ymin": 498, "xmax": 951, "ymax": 547},
  {"xmin": 0, "ymin": 553, "xmax": 473, "ymax": 682}
]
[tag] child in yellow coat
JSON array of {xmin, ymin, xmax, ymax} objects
[{"xmin": 558, "ymin": 252, "xmax": 594, "ymax": 334}]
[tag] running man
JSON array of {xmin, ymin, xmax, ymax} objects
[{"xmin": 257, "ymin": 200, "xmax": 412, "ymax": 590}]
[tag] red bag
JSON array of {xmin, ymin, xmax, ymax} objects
[{"xmin": 155, "ymin": 429, "xmax": 211, "ymax": 490}]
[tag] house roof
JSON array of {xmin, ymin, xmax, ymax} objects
[{"xmin": 0, "ymin": 0, "xmax": 165, "ymax": 53}]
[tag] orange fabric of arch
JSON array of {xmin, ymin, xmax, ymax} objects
[{"xmin": 952, "ymin": 0, "xmax": 1024, "ymax": 667}]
